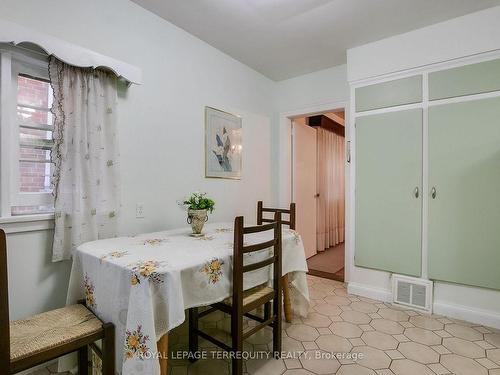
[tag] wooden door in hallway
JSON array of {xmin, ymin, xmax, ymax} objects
[{"xmin": 292, "ymin": 119, "xmax": 317, "ymax": 259}]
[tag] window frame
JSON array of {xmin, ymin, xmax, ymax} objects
[{"xmin": 0, "ymin": 46, "xmax": 54, "ymax": 218}]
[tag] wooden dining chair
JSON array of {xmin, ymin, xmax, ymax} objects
[
  {"xmin": 0, "ymin": 229, "xmax": 115, "ymax": 375},
  {"xmin": 257, "ymin": 201, "xmax": 296, "ymax": 322},
  {"xmin": 188, "ymin": 213, "xmax": 282, "ymax": 375},
  {"xmin": 257, "ymin": 201, "xmax": 296, "ymax": 230}
]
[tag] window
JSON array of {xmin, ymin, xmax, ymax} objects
[{"xmin": 0, "ymin": 46, "xmax": 54, "ymax": 217}]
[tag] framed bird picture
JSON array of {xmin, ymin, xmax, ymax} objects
[{"xmin": 205, "ymin": 106, "xmax": 242, "ymax": 179}]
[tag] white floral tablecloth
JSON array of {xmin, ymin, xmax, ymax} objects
[{"xmin": 66, "ymin": 222, "xmax": 310, "ymax": 375}]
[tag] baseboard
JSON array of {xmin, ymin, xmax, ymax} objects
[
  {"xmin": 434, "ymin": 301, "xmax": 500, "ymax": 330},
  {"xmin": 347, "ymin": 282, "xmax": 392, "ymax": 303},
  {"xmin": 347, "ymin": 281, "xmax": 500, "ymax": 329}
]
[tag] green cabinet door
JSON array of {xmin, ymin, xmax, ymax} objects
[
  {"xmin": 428, "ymin": 97, "xmax": 500, "ymax": 290},
  {"xmin": 355, "ymin": 109, "xmax": 422, "ymax": 277}
]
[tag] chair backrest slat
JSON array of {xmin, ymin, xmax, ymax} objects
[
  {"xmin": 243, "ymin": 239, "xmax": 276, "ymax": 253},
  {"xmin": 242, "ymin": 256, "xmax": 276, "ymax": 273},
  {"xmin": 0, "ymin": 229, "xmax": 10, "ymax": 371},
  {"xmin": 243, "ymin": 222, "xmax": 275, "ymax": 234},
  {"xmin": 257, "ymin": 201, "xmax": 296, "ymax": 230}
]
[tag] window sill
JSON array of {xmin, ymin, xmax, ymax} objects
[{"xmin": 0, "ymin": 213, "xmax": 54, "ymax": 234}]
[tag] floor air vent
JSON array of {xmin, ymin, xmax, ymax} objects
[{"xmin": 392, "ymin": 275, "xmax": 433, "ymax": 313}]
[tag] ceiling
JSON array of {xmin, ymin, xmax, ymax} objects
[{"xmin": 131, "ymin": 0, "xmax": 500, "ymax": 81}]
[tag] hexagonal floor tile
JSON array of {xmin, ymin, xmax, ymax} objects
[
  {"xmin": 330, "ymin": 322, "xmax": 363, "ymax": 338},
  {"xmin": 188, "ymin": 359, "xmax": 230, "ymax": 375},
  {"xmin": 313, "ymin": 303, "xmax": 342, "ymax": 317},
  {"xmin": 309, "ymin": 289, "xmax": 329, "ymax": 300},
  {"xmin": 341, "ymin": 310, "xmax": 372, "ymax": 325},
  {"xmin": 409, "ymin": 316, "xmax": 444, "ymax": 331},
  {"xmin": 485, "ymin": 333, "xmax": 500, "ymax": 348},
  {"xmin": 445, "ymin": 324, "xmax": 483, "ymax": 341},
  {"xmin": 334, "ymin": 288, "xmax": 348, "ymax": 297},
  {"xmin": 404, "ymin": 328, "xmax": 441, "ymax": 346},
  {"xmin": 487, "ymin": 348, "xmax": 500, "ymax": 366},
  {"xmin": 316, "ymin": 334, "xmax": 353, "ymax": 353},
  {"xmin": 283, "ymin": 370, "xmax": 315, "ymax": 375},
  {"xmin": 370, "ymin": 319, "xmax": 404, "ymax": 335},
  {"xmin": 440, "ymin": 354, "xmax": 489, "ymax": 375},
  {"xmin": 299, "ymin": 350, "xmax": 340, "ymax": 374},
  {"xmin": 286, "ymin": 325, "xmax": 320, "ymax": 342},
  {"xmin": 442, "ymin": 337, "xmax": 485, "ymax": 358},
  {"xmin": 337, "ymin": 364, "xmax": 376, "ymax": 375},
  {"xmin": 360, "ymin": 331, "xmax": 398, "ymax": 350},
  {"xmin": 355, "ymin": 345, "xmax": 391, "ymax": 369},
  {"xmin": 398, "ymin": 341, "xmax": 439, "ymax": 364},
  {"xmin": 301, "ymin": 312, "xmax": 332, "ymax": 328},
  {"xmin": 311, "ymin": 282, "xmax": 336, "ymax": 293},
  {"xmin": 350, "ymin": 301, "xmax": 379, "ymax": 314},
  {"xmin": 282, "ymin": 336, "xmax": 305, "ymax": 353},
  {"xmin": 246, "ymin": 357, "xmax": 286, "ymax": 375},
  {"xmin": 324, "ymin": 295, "xmax": 351, "ymax": 306},
  {"xmin": 378, "ymin": 308, "xmax": 410, "ymax": 322},
  {"xmin": 390, "ymin": 359, "xmax": 435, "ymax": 375}
]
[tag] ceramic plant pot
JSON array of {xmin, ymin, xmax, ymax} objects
[{"xmin": 187, "ymin": 209, "xmax": 208, "ymax": 234}]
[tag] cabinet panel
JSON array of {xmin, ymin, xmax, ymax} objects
[
  {"xmin": 355, "ymin": 76, "xmax": 422, "ymax": 112},
  {"xmin": 428, "ymin": 97, "xmax": 500, "ymax": 290},
  {"xmin": 355, "ymin": 109, "xmax": 422, "ymax": 276},
  {"xmin": 429, "ymin": 58, "xmax": 500, "ymax": 100}
]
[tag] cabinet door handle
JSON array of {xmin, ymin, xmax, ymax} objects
[
  {"xmin": 414, "ymin": 187, "xmax": 419, "ymax": 198},
  {"xmin": 431, "ymin": 187, "xmax": 437, "ymax": 199}
]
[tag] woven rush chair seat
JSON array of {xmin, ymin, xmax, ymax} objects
[
  {"xmin": 223, "ymin": 284, "xmax": 274, "ymax": 308},
  {"xmin": 10, "ymin": 304, "xmax": 102, "ymax": 362}
]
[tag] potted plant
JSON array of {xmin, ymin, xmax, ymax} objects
[{"xmin": 181, "ymin": 192, "xmax": 215, "ymax": 235}]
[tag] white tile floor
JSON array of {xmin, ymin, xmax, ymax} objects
[{"xmin": 37, "ymin": 275, "xmax": 500, "ymax": 375}]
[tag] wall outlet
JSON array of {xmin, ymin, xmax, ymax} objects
[{"xmin": 136, "ymin": 203, "xmax": 145, "ymax": 218}]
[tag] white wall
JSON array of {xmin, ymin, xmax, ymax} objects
[
  {"xmin": 348, "ymin": 5, "xmax": 500, "ymax": 82},
  {"xmin": 273, "ymin": 64, "xmax": 349, "ymax": 205},
  {"xmin": 346, "ymin": 5, "xmax": 500, "ymax": 329},
  {"xmin": 1, "ymin": 0, "xmax": 275, "ymax": 320}
]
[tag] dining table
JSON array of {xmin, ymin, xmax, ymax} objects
[{"xmin": 66, "ymin": 222, "xmax": 310, "ymax": 375}]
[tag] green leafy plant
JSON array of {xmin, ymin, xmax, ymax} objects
[{"xmin": 182, "ymin": 192, "xmax": 215, "ymax": 213}]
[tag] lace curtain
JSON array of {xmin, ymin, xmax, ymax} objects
[
  {"xmin": 49, "ymin": 57, "xmax": 120, "ymax": 261},
  {"xmin": 316, "ymin": 127, "xmax": 345, "ymax": 252}
]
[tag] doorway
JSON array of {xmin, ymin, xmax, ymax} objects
[{"xmin": 292, "ymin": 110, "xmax": 346, "ymax": 281}]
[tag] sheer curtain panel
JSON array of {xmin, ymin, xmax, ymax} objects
[
  {"xmin": 50, "ymin": 57, "xmax": 119, "ymax": 261},
  {"xmin": 316, "ymin": 127, "xmax": 345, "ymax": 252}
]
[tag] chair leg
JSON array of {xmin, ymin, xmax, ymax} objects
[
  {"xmin": 263, "ymin": 302, "xmax": 271, "ymax": 320},
  {"xmin": 189, "ymin": 307, "xmax": 199, "ymax": 363},
  {"xmin": 78, "ymin": 345, "xmax": 89, "ymax": 375},
  {"xmin": 231, "ymin": 313, "xmax": 243, "ymax": 375},
  {"xmin": 273, "ymin": 295, "xmax": 282, "ymax": 358},
  {"xmin": 102, "ymin": 323, "xmax": 115, "ymax": 375}
]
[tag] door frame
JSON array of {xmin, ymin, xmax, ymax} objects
[{"xmin": 278, "ymin": 100, "xmax": 351, "ymax": 281}]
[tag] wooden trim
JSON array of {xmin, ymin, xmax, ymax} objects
[
  {"xmin": 307, "ymin": 268, "xmax": 344, "ymax": 282},
  {"xmin": 309, "ymin": 115, "xmax": 345, "ymax": 137}
]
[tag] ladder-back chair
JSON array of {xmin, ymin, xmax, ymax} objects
[
  {"xmin": 188, "ymin": 213, "xmax": 282, "ymax": 375},
  {"xmin": 0, "ymin": 229, "xmax": 115, "ymax": 375}
]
